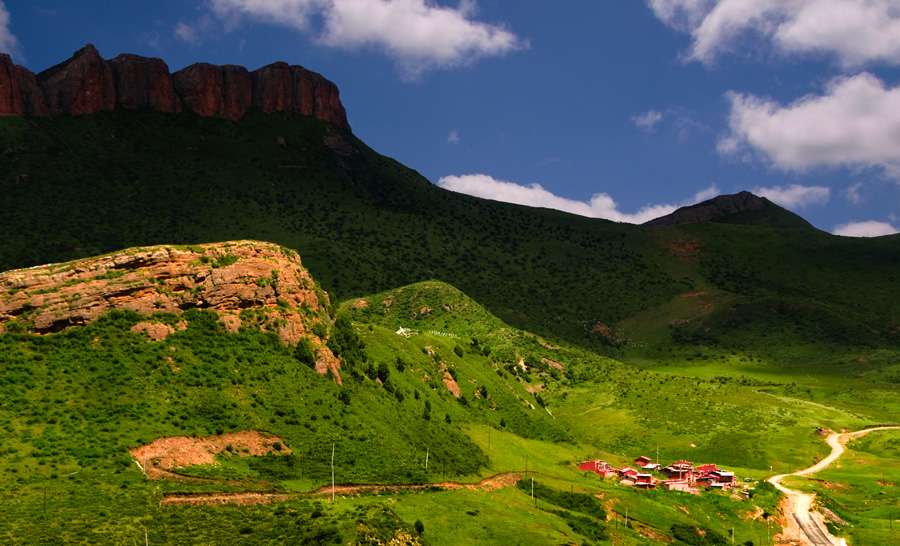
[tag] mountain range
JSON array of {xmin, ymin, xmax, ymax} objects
[{"xmin": 2, "ymin": 46, "xmax": 900, "ymax": 545}]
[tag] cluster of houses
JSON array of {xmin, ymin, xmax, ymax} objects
[{"xmin": 578, "ymin": 456, "xmax": 736, "ymax": 495}]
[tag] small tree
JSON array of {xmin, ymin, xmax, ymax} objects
[{"xmin": 414, "ymin": 519, "xmax": 425, "ymax": 535}]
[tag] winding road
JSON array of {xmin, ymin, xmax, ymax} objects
[{"xmin": 767, "ymin": 426, "xmax": 899, "ymax": 546}]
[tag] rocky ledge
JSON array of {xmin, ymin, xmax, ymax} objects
[
  {"xmin": 0, "ymin": 44, "xmax": 349, "ymax": 129},
  {"xmin": 0, "ymin": 241, "xmax": 342, "ymax": 381}
]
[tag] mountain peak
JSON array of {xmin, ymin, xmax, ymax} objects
[{"xmin": 643, "ymin": 191, "xmax": 814, "ymax": 229}]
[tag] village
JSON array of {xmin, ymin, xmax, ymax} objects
[{"xmin": 579, "ymin": 456, "xmax": 742, "ymax": 496}]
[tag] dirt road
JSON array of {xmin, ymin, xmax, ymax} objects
[
  {"xmin": 159, "ymin": 471, "xmax": 528, "ymax": 506},
  {"xmin": 767, "ymin": 426, "xmax": 899, "ymax": 546}
]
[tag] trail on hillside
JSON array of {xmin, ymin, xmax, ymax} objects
[
  {"xmin": 767, "ymin": 426, "xmax": 899, "ymax": 546},
  {"xmin": 159, "ymin": 471, "xmax": 530, "ymax": 506}
]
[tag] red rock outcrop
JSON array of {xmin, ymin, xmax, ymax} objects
[
  {"xmin": 15, "ymin": 65, "xmax": 50, "ymax": 117},
  {"xmin": 221, "ymin": 65, "xmax": 254, "ymax": 120},
  {"xmin": 0, "ymin": 53, "xmax": 23, "ymax": 115},
  {"xmin": 0, "ymin": 241, "xmax": 343, "ymax": 381},
  {"xmin": 252, "ymin": 62, "xmax": 294, "ymax": 114},
  {"xmin": 38, "ymin": 44, "xmax": 117, "ymax": 116},
  {"xmin": 251, "ymin": 62, "xmax": 348, "ymax": 128},
  {"xmin": 3, "ymin": 43, "xmax": 349, "ymax": 128},
  {"xmin": 109, "ymin": 53, "xmax": 178, "ymax": 112},
  {"xmin": 173, "ymin": 62, "xmax": 253, "ymax": 120}
]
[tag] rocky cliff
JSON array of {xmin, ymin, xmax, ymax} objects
[
  {"xmin": 0, "ymin": 44, "xmax": 349, "ymax": 129},
  {"xmin": 0, "ymin": 241, "xmax": 343, "ymax": 381}
]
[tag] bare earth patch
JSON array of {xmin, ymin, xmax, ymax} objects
[
  {"xmin": 131, "ymin": 430, "xmax": 289, "ymax": 480},
  {"xmin": 541, "ymin": 357, "xmax": 563, "ymax": 370},
  {"xmin": 131, "ymin": 321, "xmax": 175, "ymax": 341},
  {"xmin": 442, "ymin": 371, "xmax": 461, "ymax": 398}
]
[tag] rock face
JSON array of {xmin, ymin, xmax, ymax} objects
[
  {"xmin": 109, "ymin": 53, "xmax": 178, "ymax": 113},
  {"xmin": 0, "ymin": 241, "xmax": 342, "ymax": 382},
  {"xmin": 0, "ymin": 54, "xmax": 23, "ymax": 115},
  {"xmin": 249, "ymin": 62, "xmax": 346, "ymax": 127},
  {"xmin": 2, "ymin": 44, "xmax": 349, "ymax": 128},
  {"xmin": 643, "ymin": 191, "xmax": 770, "ymax": 227},
  {"xmin": 15, "ymin": 65, "xmax": 50, "ymax": 117},
  {"xmin": 173, "ymin": 63, "xmax": 253, "ymax": 120},
  {"xmin": 38, "ymin": 44, "xmax": 117, "ymax": 116}
]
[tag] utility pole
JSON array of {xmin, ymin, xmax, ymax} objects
[
  {"xmin": 331, "ymin": 443, "xmax": 335, "ymax": 504},
  {"xmin": 426, "ymin": 447, "xmax": 429, "ymax": 471},
  {"xmin": 625, "ymin": 508, "xmax": 628, "ymax": 530},
  {"xmin": 531, "ymin": 477, "xmax": 535, "ymax": 508}
]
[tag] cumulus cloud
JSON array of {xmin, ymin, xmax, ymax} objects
[
  {"xmin": 720, "ymin": 73, "xmax": 900, "ymax": 178},
  {"xmin": 833, "ymin": 220, "xmax": 899, "ymax": 237},
  {"xmin": 446, "ymin": 129, "xmax": 460, "ymax": 144},
  {"xmin": 751, "ymin": 184, "xmax": 830, "ymax": 208},
  {"xmin": 632, "ymin": 110, "xmax": 663, "ymax": 132},
  {"xmin": 648, "ymin": 0, "xmax": 900, "ymax": 67},
  {"xmin": 437, "ymin": 174, "xmax": 718, "ymax": 224},
  {"xmin": 0, "ymin": 1, "xmax": 22, "ymax": 59},
  {"xmin": 203, "ymin": 0, "xmax": 525, "ymax": 77}
]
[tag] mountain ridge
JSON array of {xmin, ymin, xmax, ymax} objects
[
  {"xmin": 0, "ymin": 45, "xmax": 349, "ymax": 128},
  {"xmin": 643, "ymin": 190, "xmax": 816, "ymax": 229}
]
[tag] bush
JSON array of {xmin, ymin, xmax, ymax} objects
[
  {"xmin": 295, "ymin": 338, "xmax": 316, "ymax": 368},
  {"xmin": 414, "ymin": 519, "xmax": 424, "ymax": 534}
]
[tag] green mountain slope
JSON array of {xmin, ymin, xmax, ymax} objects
[
  {"xmin": 3, "ymin": 245, "xmax": 900, "ymax": 544},
  {"xmin": 2, "ymin": 110, "xmax": 899, "ymax": 358}
]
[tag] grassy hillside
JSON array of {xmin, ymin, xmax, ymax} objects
[
  {"xmin": 3, "ymin": 110, "xmax": 899, "ymax": 358},
  {"xmin": 2, "ymin": 252, "xmax": 899, "ymax": 544}
]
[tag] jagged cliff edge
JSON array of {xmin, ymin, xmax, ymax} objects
[{"xmin": 0, "ymin": 44, "xmax": 349, "ymax": 129}]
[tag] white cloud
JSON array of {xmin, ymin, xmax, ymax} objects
[
  {"xmin": 721, "ymin": 73, "xmax": 900, "ymax": 178},
  {"xmin": 437, "ymin": 174, "xmax": 718, "ymax": 224},
  {"xmin": 175, "ymin": 15, "xmax": 223, "ymax": 46},
  {"xmin": 0, "ymin": 1, "xmax": 22, "ymax": 60},
  {"xmin": 833, "ymin": 220, "xmax": 898, "ymax": 237},
  {"xmin": 447, "ymin": 129, "xmax": 459, "ymax": 144},
  {"xmin": 205, "ymin": 0, "xmax": 526, "ymax": 77},
  {"xmin": 632, "ymin": 110, "xmax": 663, "ymax": 132},
  {"xmin": 649, "ymin": 0, "xmax": 900, "ymax": 67},
  {"xmin": 751, "ymin": 184, "xmax": 830, "ymax": 208},
  {"xmin": 845, "ymin": 182, "xmax": 864, "ymax": 205},
  {"xmin": 175, "ymin": 21, "xmax": 200, "ymax": 44}
]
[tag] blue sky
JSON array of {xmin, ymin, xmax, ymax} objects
[{"xmin": 3, "ymin": 1, "xmax": 900, "ymax": 235}]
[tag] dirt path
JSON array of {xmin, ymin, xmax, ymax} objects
[
  {"xmin": 159, "ymin": 471, "xmax": 530, "ymax": 506},
  {"xmin": 767, "ymin": 426, "xmax": 900, "ymax": 546}
]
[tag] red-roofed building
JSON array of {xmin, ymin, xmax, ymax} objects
[
  {"xmin": 634, "ymin": 455, "xmax": 652, "ymax": 467},
  {"xmin": 578, "ymin": 460, "xmax": 615, "ymax": 477},
  {"xmin": 664, "ymin": 461, "xmax": 693, "ymax": 482}
]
